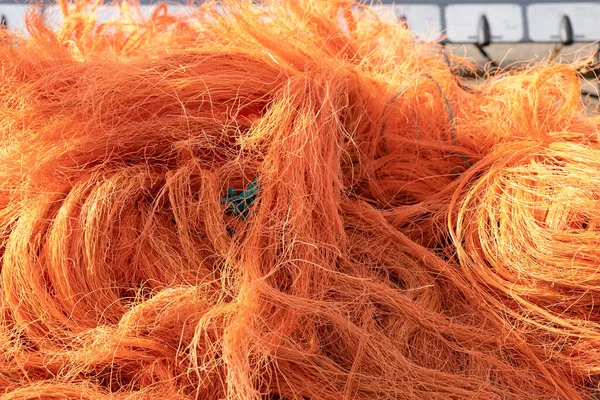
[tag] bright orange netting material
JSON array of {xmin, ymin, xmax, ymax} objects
[{"xmin": 1, "ymin": 1, "xmax": 600, "ymax": 399}]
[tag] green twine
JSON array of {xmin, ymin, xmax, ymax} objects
[{"xmin": 221, "ymin": 178, "xmax": 260, "ymax": 219}]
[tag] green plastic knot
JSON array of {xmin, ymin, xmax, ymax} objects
[{"xmin": 221, "ymin": 178, "xmax": 260, "ymax": 219}]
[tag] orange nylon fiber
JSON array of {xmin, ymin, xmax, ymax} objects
[{"xmin": 1, "ymin": 1, "xmax": 600, "ymax": 399}]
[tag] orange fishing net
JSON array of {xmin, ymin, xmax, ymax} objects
[{"xmin": 1, "ymin": 1, "xmax": 600, "ymax": 399}]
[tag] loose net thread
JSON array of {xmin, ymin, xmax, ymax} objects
[{"xmin": 0, "ymin": 1, "xmax": 599, "ymax": 399}]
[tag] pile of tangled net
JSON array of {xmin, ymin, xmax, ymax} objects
[{"xmin": 2, "ymin": 0, "xmax": 600, "ymax": 398}]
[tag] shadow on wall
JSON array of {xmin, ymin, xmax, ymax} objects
[{"xmin": 446, "ymin": 42, "xmax": 597, "ymax": 66}]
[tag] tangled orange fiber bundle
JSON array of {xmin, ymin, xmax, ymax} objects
[{"xmin": 2, "ymin": 0, "xmax": 600, "ymax": 398}]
